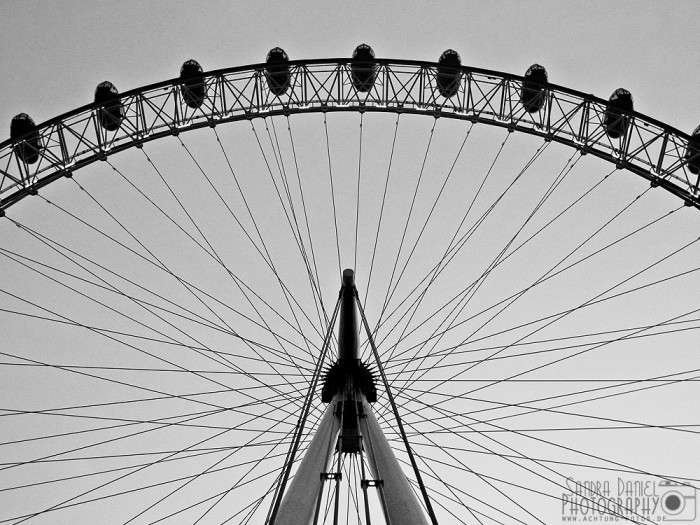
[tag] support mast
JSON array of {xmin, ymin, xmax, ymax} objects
[{"xmin": 271, "ymin": 270, "xmax": 432, "ymax": 525}]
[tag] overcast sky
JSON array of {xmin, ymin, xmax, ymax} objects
[{"xmin": 0, "ymin": 1, "xmax": 698, "ymax": 136}]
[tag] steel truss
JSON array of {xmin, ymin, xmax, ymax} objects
[{"xmin": 1, "ymin": 58, "xmax": 699, "ymax": 212}]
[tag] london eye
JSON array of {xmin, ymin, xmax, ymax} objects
[{"xmin": 1, "ymin": 44, "xmax": 699, "ymax": 524}]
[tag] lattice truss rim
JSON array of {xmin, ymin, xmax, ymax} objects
[{"xmin": 1, "ymin": 57, "xmax": 698, "ymax": 211}]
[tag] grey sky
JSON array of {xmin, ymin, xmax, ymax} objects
[{"xmin": 0, "ymin": 1, "xmax": 698, "ymax": 135}]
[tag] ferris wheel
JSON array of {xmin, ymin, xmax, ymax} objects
[{"xmin": 1, "ymin": 45, "xmax": 699, "ymax": 525}]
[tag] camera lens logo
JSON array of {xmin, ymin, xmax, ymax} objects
[{"xmin": 659, "ymin": 481, "xmax": 697, "ymax": 522}]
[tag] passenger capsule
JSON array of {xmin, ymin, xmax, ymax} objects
[
  {"xmin": 436, "ymin": 49, "xmax": 462, "ymax": 99},
  {"xmin": 265, "ymin": 47, "xmax": 290, "ymax": 96},
  {"xmin": 604, "ymin": 88, "xmax": 633, "ymax": 139},
  {"xmin": 521, "ymin": 64, "xmax": 548, "ymax": 113},
  {"xmin": 10, "ymin": 113, "xmax": 41, "ymax": 164},
  {"xmin": 180, "ymin": 59, "xmax": 206, "ymax": 109},
  {"xmin": 351, "ymin": 44, "xmax": 377, "ymax": 92},
  {"xmin": 94, "ymin": 81, "xmax": 124, "ymax": 132},
  {"xmin": 685, "ymin": 125, "xmax": 700, "ymax": 175}
]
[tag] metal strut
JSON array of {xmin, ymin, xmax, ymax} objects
[
  {"xmin": 267, "ymin": 292, "xmax": 342, "ymax": 525},
  {"xmin": 353, "ymin": 285, "xmax": 439, "ymax": 525}
]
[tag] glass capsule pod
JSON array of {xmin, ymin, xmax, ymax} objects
[
  {"xmin": 685, "ymin": 125, "xmax": 700, "ymax": 175},
  {"xmin": 180, "ymin": 59, "xmax": 206, "ymax": 109},
  {"xmin": 94, "ymin": 81, "xmax": 124, "ymax": 132},
  {"xmin": 10, "ymin": 113, "xmax": 41, "ymax": 164},
  {"xmin": 351, "ymin": 43, "xmax": 377, "ymax": 93},
  {"xmin": 521, "ymin": 64, "xmax": 548, "ymax": 113},
  {"xmin": 436, "ymin": 49, "xmax": 462, "ymax": 99},
  {"xmin": 265, "ymin": 47, "xmax": 291, "ymax": 96},
  {"xmin": 604, "ymin": 88, "xmax": 633, "ymax": 139}
]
